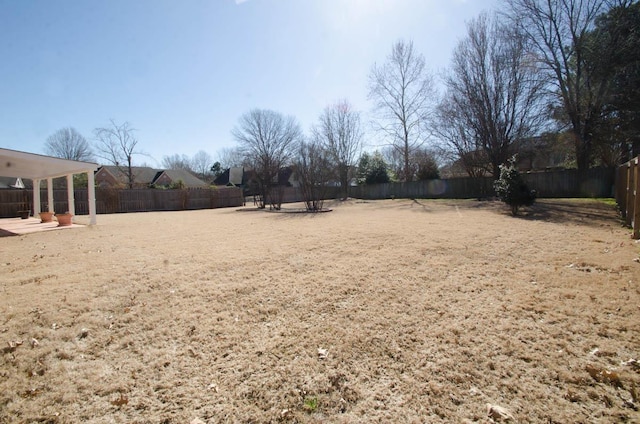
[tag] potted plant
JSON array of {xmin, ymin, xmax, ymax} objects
[
  {"xmin": 55, "ymin": 211, "xmax": 73, "ymax": 227},
  {"xmin": 39, "ymin": 211, "xmax": 54, "ymax": 223}
]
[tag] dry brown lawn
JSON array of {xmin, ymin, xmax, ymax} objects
[{"xmin": 1, "ymin": 199, "xmax": 639, "ymax": 423}]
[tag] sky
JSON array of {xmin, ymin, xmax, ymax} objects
[{"xmin": 0, "ymin": 0, "xmax": 499, "ymax": 168}]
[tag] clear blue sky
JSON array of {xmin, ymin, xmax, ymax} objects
[{"xmin": 1, "ymin": 0, "xmax": 498, "ymax": 167}]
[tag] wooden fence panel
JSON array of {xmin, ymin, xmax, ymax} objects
[
  {"xmin": 522, "ymin": 167, "xmax": 614, "ymax": 198},
  {"xmin": 615, "ymin": 157, "xmax": 640, "ymax": 238},
  {"xmin": 0, "ymin": 186, "xmax": 244, "ymax": 217}
]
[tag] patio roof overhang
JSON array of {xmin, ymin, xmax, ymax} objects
[
  {"xmin": 0, "ymin": 148, "xmax": 99, "ymax": 225},
  {"xmin": 0, "ymin": 148, "xmax": 98, "ymax": 180}
]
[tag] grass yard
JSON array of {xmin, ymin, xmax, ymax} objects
[{"xmin": 1, "ymin": 198, "xmax": 639, "ymax": 423}]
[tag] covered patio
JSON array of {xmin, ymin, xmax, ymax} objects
[{"xmin": 0, "ymin": 148, "xmax": 99, "ymax": 225}]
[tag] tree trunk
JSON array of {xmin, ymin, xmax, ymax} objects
[
  {"xmin": 339, "ymin": 164, "xmax": 349, "ymax": 199},
  {"xmin": 574, "ymin": 132, "xmax": 591, "ymax": 172}
]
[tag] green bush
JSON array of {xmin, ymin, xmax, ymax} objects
[
  {"xmin": 357, "ymin": 151, "xmax": 390, "ymax": 185},
  {"xmin": 493, "ymin": 157, "xmax": 536, "ymax": 215}
]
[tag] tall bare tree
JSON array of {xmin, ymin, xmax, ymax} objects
[
  {"xmin": 432, "ymin": 97, "xmax": 491, "ymax": 177},
  {"xmin": 191, "ymin": 150, "xmax": 214, "ymax": 182},
  {"xmin": 369, "ymin": 39, "xmax": 435, "ymax": 181},
  {"xmin": 162, "ymin": 154, "xmax": 192, "ymax": 171},
  {"xmin": 232, "ymin": 109, "xmax": 301, "ymax": 209},
  {"xmin": 216, "ymin": 147, "xmax": 245, "ymax": 169},
  {"xmin": 313, "ymin": 100, "xmax": 362, "ymax": 199},
  {"xmin": 94, "ymin": 120, "xmax": 143, "ymax": 189},
  {"xmin": 435, "ymin": 12, "xmax": 546, "ymax": 178},
  {"xmin": 504, "ymin": 0, "xmax": 611, "ymax": 171},
  {"xmin": 44, "ymin": 127, "xmax": 94, "ymax": 162}
]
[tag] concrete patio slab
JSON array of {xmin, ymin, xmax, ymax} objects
[{"xmin": 0, "ymin": 217, "xmax": 83, "ymax": 237}]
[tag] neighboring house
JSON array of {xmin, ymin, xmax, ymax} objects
[
  {"xmin": 95, "ymin": 166, "xmax": 208, "ymax": 188},
  {"xmin": 440, "ymin": 135, "xmax": 572, "ymax": 178},
  {"xmin": 213, "ymin": 166, "xmax": 299, "ymax": 190},
  {"xmin": 0, "ymin": 177, "xmax": 28, "ymax": 189},
  {"xmin": 153, "ymin": 169, "xmax": 209, "ymax": 188},
  {"xmin": 514, "ymin": 135, "xmax": 572, "ymax": 172},
  {"xmin": 214, "ymin": 167, "xmax": 246, "ymax": 187}
]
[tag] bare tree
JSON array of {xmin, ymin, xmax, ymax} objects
[
  {"xmin": 191, "ymin": 150, "xmax": 214, "ymax": 182},
  {"xmin": 94, "ymin": 120, "xmax": 143, "ymax": 189},
  {"xmin": 44, "ymin": 127, "xmax": 94, "ymax": 162},
  {"xmin": 435, "ymin": 12, "xmax": 546, "ymax": 178},
  {"xmin": 313, "ymin": 100, "xmax": 362, "ymax": 199},
  {"xmin": 294, "ymin": 139, "xmax": 333, "ymax": 211},
  {"xmin": 162, "ymin": 154, "xmax": 193, "ymax": 171},
  {"xmin": 216, "ymin": 147, "xmax": 245, "ymax": 169},
  {"xmin": 504, "ymin": 0, "xmax": 611, "ymax": 171},
  {"xmin": 369, "ymin": 39, "xmax": 435, "ymax": 181},
  {"xmin": 432, "ymin": 97, "xmax": 492, "ymax": 177},
  {"xmin": 232, "ymin": 109, "xmax": 301, "ymax": 209}
]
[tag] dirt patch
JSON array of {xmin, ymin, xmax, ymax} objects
[{"xmin": 1, "ymin": 199, "xmax": 639, "ymax": 423}]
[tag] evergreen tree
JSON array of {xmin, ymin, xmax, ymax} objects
[
  {"xmin": 357, "ymin": 151, "xmax": 390, "ymax": 185},
  {"xmin": 494, "ymin": 157, "xmax": 536, "ymax": 215}
]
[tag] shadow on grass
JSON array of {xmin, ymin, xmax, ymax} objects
[
  {"xmin": 407, "ymin": 198, "xmax": 433, "ymax": 212},
  {"xmin": 353, "ymin": 197, "xmax": 623, "ymax": 228},
  {"xmin": 515, "ymin": 199, "xmax": 623, "ymax": 227}
]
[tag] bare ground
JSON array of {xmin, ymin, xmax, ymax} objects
[{"xmin": 1, "ymin": 199, "xmax": 639, "ymax": 423}]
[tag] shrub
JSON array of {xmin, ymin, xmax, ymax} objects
[
  {"xmin": 357, "ymin": 151, "xmax": 390, "ymax": 185},
  {"xmin": 493, "ymin": 157, "xmax": 536, "ymax": 215},
  {"xmin": 169, "ymin": 179, "xmax": 186, "ymax": 190}
]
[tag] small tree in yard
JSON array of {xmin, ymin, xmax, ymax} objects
[
  {"xmin": 494, "ymin": 157, "xmax": 536, "ymax": 216},
  {"xmin": 294, "ymin": 140, "xmax": 333, "ymax": 211},
  {"xmin": 232, "ymin": 109, "xmax": 301, "ymax": 209}
]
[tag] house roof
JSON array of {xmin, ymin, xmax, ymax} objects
[
  {"xmin": 0, "ymin": 177, "xmax": 29, "ymax": 189},
  {"xmin": 97, "ymin": 165, "xmax": 208, "ymax": 188},
  {"xmin": 159, "ymin": 169, "xmax": 209, "ymax": 187},
  {"xmin": 214, "ymin": 166, "xmax": 296, "ymax": 187},
  {"xmin": 214, "ymin": 168, "xmax": 231, "ymax": 185},
  {"xmin": 229, "ymin": 167, "xmax": 244, "ymax": 185},
  {"xmin": 0, "ymin": 148, "xmax": 99, "ymax": 180},
  {"xmin": 98, "ymin": 166, "xmax": 160, "ymax": 184}
]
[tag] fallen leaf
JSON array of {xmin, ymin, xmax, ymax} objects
[
  {"xmin": 20, "ymin": 387, "xmax": 42, "ymax": 398},
  {"xmin": 486, "ymin": 403, "xmax": 514, "ymax": 422},
  {"xmin": 111, "ymin": 394, "xmax": 128, "ymax": 407},
  {"xmin": 585, "ymin": 364, "xmax": 623, "ymax": 388}
]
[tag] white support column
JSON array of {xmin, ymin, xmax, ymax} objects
[
  {"xmin": 66, "ymin": 174, "xmax": 75, "ymax": 216},
  {"xmin": 33, "ymin": 179, "xmax": 41, "ymax": 214},
  {"xmin": 87, "ymin": 170, "xmax": 97, "ymax": 225},
  {"xmin": 47, "ymin": 178, "xmax": 54, "ymax": 213}
]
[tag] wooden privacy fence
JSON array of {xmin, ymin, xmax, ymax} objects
[
  {"xmin": 0, "ymin": 167, "xmax": 615, "ymax": 217},
  {"xmin": 273, "ymin": 167, "xmax": 614, "ymax": 203},
  {"xmin": 0, "ymin": 187, "xmax": 244, "ymax": 218},
  {"xmin": 615, "ymin": 156, "xmax": 640, "ymax": 238}
]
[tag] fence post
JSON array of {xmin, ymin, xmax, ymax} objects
[
  {"xmin": 626, "ymin": 161, "xmax": 634, "ymax": 228},
  {"xmin": 631, "ymin": 157, "xmax": 640, "ymax": 239}
]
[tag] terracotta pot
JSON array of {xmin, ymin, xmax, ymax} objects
[
  {"xmin": 18, "ymin": 210, "xmax": 30, "ymax": 219},
  {"xmin": 39, "ymin": 211, "xmax": 54, "ymax": 223},
  {"xmin": 56, "ymin": 213, "xmax": 73, "ymax": 227}
]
